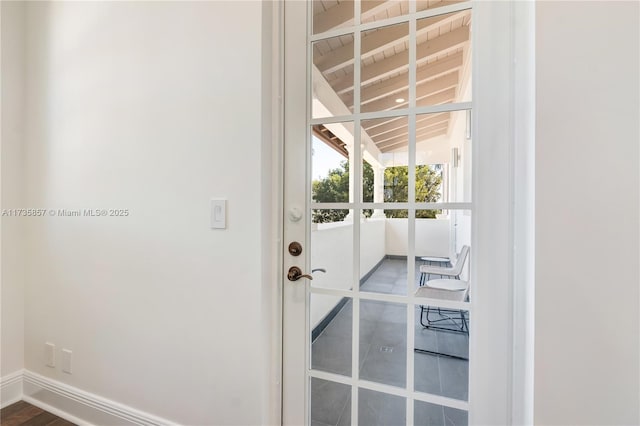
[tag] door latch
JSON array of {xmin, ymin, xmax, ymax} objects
[{"xmin": 287, "ymin": 267, "xmax": 326, "ymax": 282}]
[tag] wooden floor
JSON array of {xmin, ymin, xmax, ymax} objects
[{"xmin": 0, "ymin": 401, "xmax": 75, "ymax": 426}]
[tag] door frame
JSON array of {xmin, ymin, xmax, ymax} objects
[{"xmin": 268, "ymin": 1, "xmax": 536, "ymax": 424}]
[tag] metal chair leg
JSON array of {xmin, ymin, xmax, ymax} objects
[
  {"xmin": 420, "ymin": 304, "xmax": 469, "ymax": 334},
  {"xmin": 419, "ymin": 305, "xmax": 428, "ymax": 327}
]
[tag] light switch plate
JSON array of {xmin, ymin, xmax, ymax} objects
[
  {"xmin": 211, "ymin": 199, "xmax": 226, "ymax": 229},
  {"xmin": 45, "ymin": 343, "xmax": 55, "ymax": 367},
  {"xmin": 62, "ymin": 349, "xmax": 72, "ymax": 374}
]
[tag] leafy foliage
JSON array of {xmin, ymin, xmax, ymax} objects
[
  {"xmin": 311, "ymin": 161, "xmax": 374, "ymax": 223},
  {"xmin": 312, "ymin": 160, "xmax": 442, "ymax": 222},
  {"xmin": 384, "ymin": 165, "xmax": 442, "ymax": 218}
]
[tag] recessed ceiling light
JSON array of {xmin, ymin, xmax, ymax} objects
[{"xmin": 395, "ymin": 98, "xmax": 405, "ymax": 103}]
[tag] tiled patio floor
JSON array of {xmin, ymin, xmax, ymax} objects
[{"xmin": 310, "ymin": 258, "xmax": 469, "ymax": 426}]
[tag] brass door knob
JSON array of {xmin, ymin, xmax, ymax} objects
[{"xmin": 287, "ymin": 266, "xmax": 326, "ymax": 282}]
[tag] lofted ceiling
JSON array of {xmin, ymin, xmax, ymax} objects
[{"xmin": 312, "ymin": 0, "xmax": 471, "ymax": 154}]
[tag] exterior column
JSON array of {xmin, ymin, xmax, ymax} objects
[
  {"xmin": 344, "ymin": 145, "xmax": 356, "ymax": 221},
  {"xmin": 345, "ymin": 145, "xmax": 366, "ymax": 221},
  {"xmin": 371, "ymin": 164, "xmax": 385, "ymax": 218}
]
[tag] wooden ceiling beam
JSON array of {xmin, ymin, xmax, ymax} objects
[
  {"xmin": 313, "ymin": 1, "xmax": 354, "ymax": 34},
  {"xmin": 376, "ymin": 122, "xmax": 449, "ymax": 150},
  {"xmin": 332, "ymin": 25, "xmax": 469, "ymax": 94},
  {"xmin": 376, "ymin": 122, "xmax": 449, "ymax": 149},
  {"xmin": 417, "ymin": 0, "xmax": 469, "ymax": 12},
  {"xmin": 313, "ymin": 0, "xmax": 468, "ymax": 36},
  {"xmin": 370, "ymin": 114, "xmax": 450, "ymax": 143},
  {"xmin": 378, "ymin": 126, "xmax": 449, "ymax": 152},
  {"xmin": 313, "ymin": 1, "xmax": 389, "ymax": 34},
  {"xmin": 360, "ymin": 72, "xmax": 458, "ymax": 112},
  {"xmin": 341, "ymin": 52, "xmax": 462, "ymax": 107},
  {"xmin": 365, "ymin": 112, "xmax": 449, "ymax": 138},
  {"xmin": 316, "ymin": 11, "xmax": 468, "ymax": 74},
  {"xmin": 416, "ymin": 86, "xmax": 457, "ymax": 107},
  {"xmin": 364, "ymin": 116, "xmax": 406, "ymax": 134},
  {"xmin": 312, "ymin": 125, "xmax": 349, "ymax": 158},
  {"xmin": 379, "ymin": 128, "xmax": 448, "ymax": 153},
  {"xmin": 361, "ymin": 84, "xmax": 456, "ymax": 132}
]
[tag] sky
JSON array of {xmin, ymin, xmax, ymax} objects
[{"xmin": 312, "ymin": 135, "xmax": 345, "ymax": 180}]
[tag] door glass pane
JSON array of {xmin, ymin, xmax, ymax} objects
[
  {"xmin": 415, "ymin": 110, "xmax": 471, "ymax": 203},
  {"xmin": 312, "ymin": 122, "xmax": 354, "ymax": 204},
  {"xmin": 312, "ymin": 209, "xmax": 354, "ymax": 290},
  {"xmin": 416, "ymin": 9, "xmax": 472, "ymax": 108},
  {"xmin": 361, "ymin": 116, "xmax": 411, "ymax": 204},
  {"xmin": 313, "ymin": 36, "xmax": 354, "ymax": 118},
  {"xmin": 359, "ymin": 388, "xmax": 406, "ymax": 426},
  {"xmin": 359, "ymin": 22, "xmax": 409, "ymax": 113},
  {"xmin": 361, "ymin": 0, "xmax": 408, "ymax": 23},
  {"xmin": 361, "ymin": 116, "xmax": 410, "ymax": 206},
  {"xmin": 414, "ymin": 305, "xmax": 469, "ymax": 400},
  {"xmin": 307, "ymin": 3, "xmax": 476, "ymax": 424},
  {"xmin": 361, "ymin": 209, "xmax": 407, "ymax": 296},
  {"xmin": 414, "ymin": 208, "xmax": 471, "ymax": 286},
  {"xmin": 311, "ymin": 294, "xmax": 353, "ymax": 377},
  {"xmin": 414, "ymin": 208, "xmax": 470, "ymax": 400},
  {"xmin": 416, "ymin": 0, "xmax": 471, "ymax": 13},
  {"xmin": 413, "ymin": 210, "xmax": 452, "ymax": 293},
  {"xmin": 359, "ymin": 300, "xmax": 406, "ymax": 387},
  {"xmin": 313, "ymin": 0, "xmax": 354, "ymax": 35},
  {"xmin": 310, "ymin": 378, "xmax": 352, "ymax": 426},
  {"xmin": 414, "ymin": 400, "xmax": 468, "ymax": 426}
]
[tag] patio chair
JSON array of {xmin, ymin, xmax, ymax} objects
[
  {"xmin": 419, "ymin": 255, "xmax": 451, "ymax": 267},
  {"xmin": 418, "ymin": 245, "xmax": 470, "ymax": 286},
  {"xmin": 414, "ymin": 279, "xmax": 470, "ymax": 359},
  {"xmin": 415, "ymin": 278, "xmax": 470, "ymax": 333}
]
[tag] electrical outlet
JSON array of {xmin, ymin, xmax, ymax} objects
[
  {"xmin": 62, "ymin": 349, "xmax": 72, "ymax": 374},
  {"xmin": 45, "ymin": 343, "xmax": 55, "ymax": 367}
]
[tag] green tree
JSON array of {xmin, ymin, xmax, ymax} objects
[
  {"xmin": 384, "ymin": 165, "xmax": 442, "ymax": 218},
  {"xmin": 312, "ymin": 161, "xmax": 442, "ymax": 222},
  {"xmin": 312, "ymin": 161, "xmax": 374, "ymax": 223}
]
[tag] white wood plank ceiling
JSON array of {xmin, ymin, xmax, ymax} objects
[{"xmin": 313, "ymin": 0, "xmax": 471, "ymax": 153}]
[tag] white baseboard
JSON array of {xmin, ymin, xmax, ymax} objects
[
  {"xmin": 1, "ymin": 370, "xmax": 176, "ymax": 426},
  {"xmin": 22, "ymin": 395, "xmax": 94, "ymax": 426},
  {"xmin": 1, "ymin": 369, "xmax": 24, "ymax": 408}
]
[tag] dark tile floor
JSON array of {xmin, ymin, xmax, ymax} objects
[{"xmin": 311, "ymin": 258, "xmax": 469, "ymax": 426}]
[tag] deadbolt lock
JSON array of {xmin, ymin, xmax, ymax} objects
[{"xmin": 288, "ymin": 242, "xmax": 303, "ymax": 256}]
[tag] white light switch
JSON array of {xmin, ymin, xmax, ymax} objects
[
  {"xmin": 62, "ymin": 349, "xmax": 72, "ymax": 374},
  {"xmin": 45, "ymin": 343, "xmax": 55, "ymax": 367},
  {"xmin": 211, "ymin": 199, "xmax": 226, "ymax": 229}
]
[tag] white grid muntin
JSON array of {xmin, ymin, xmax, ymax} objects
[
  {"xmin": 310, "ymin": 1, "xmax": 473, "ymax": 43},
  {"xmin": 306, "ymin": 1, "xmax": 473, "ymax": 424},
  {"xmin": 309, "ymin": 102, "xmax": 473, "ymax": 126},
  {"xmin": 311, "ymin": 202, "xmax": 473, "ymax": 209},
  {"xmin": 308, "ymin": 369, "xmax": 470, "ymax": 412},
  {"xmin": 304, "ymin": 5, "xmax": 313, "ymax": 423},
  {"xmin": 349, "ymin": 5, "xmax": 362, "ymax": 425},
  {"xmin": 406, "ymin": 11, "xmax": 418, "ymax": 419},
  {"xmin": 309, "ymin": 286, "xmax": 472, "ymax": 312}
]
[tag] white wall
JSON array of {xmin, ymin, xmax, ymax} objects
[
  {"xmin": 1, "ymin": 0, "xmax": 26, "ymax": 381},
  {"xmin": 310, "ymin": 218, "xmax": 386, "ymax": 328},
  {"xmin": 360, "ymin": 218, "xmax": 386, "ymax": 278},
  {"xmin": 310, "ymin": 217, "xmax": 456, "ymax": 327},
  {"xmin": 21, "ymin": 2, "xmax": 272, "ymax": 424},
  {"xmin": 535, "ymin": 2, "xmax": 639, "ymax": 424},
  {"xmin": 385, "ymin": 218, "xmax": 450, "ymax": 257}
]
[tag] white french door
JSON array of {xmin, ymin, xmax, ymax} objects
[{"xmin": 281, "ymin": 1, "xmax": 523, "ymax": 425}]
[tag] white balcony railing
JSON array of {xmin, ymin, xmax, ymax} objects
[{"xmin": 309, "ymin": 217, "xmax": 453, "ymax": 328}]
